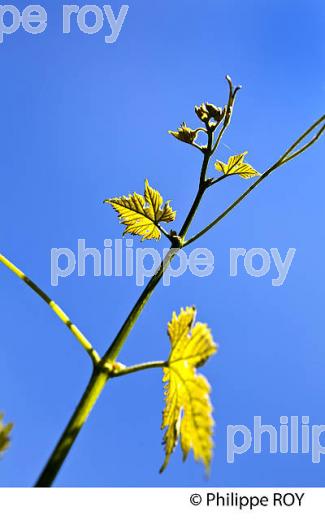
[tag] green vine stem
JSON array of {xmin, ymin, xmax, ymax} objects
[
  {"xmin": 1, "ymin": 81, "xmax": 323, "ymax": 487},
  {"xmin": 35, "ymin": 359, "xmax": 168, "ymax": 486},
  {"xmin": 35, "ymin": 368, "xmax": 108, "ymax": 486},
  {"xmin": 0, "ymin": 254, "xmax": 100, "ymax": 366}
]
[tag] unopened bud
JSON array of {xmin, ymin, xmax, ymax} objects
[
  {"xmin": 195, "ymin": 102, "xmax": 225, "ymax": 126},
  {"xmin": 205, "ymin": 103, "xmax": 225, "ymax": 124},
  {"xmin": 169, "ymin": 123, "xmax": 198, "ymax": 144},
  {"xmin": 195, "ymin": 104, "xmax": 210, "ymax": 122}
]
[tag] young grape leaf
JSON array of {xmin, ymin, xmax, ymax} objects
[
  {"xmin": 215, "ymin": 151, "xmax": 260, "ymax": 179},
  {"xmin": 160, "ymin": 307, "xmax": 217, "ymax": 474},
  {"xmin": 0, "ymin": 413, "xmax": 13, "ymax": 458},
  {"xmin": 105, "ymin": 179, "xmax": 176, "ymax": 241}
]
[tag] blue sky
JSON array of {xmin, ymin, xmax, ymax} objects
[{"xmin": 0, "ymin": 0, "xmax": 325, "ymax": 486}]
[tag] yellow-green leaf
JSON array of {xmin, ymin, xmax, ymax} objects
[
  {"xmin": 160, "ymin": 307, "xmax": 217, "ymax": 474},
  {"xmin": 215, "ymin": 151, "xmax": 260, "ymax": 179},
  {"xmin": 0, "ymin": 413, "xmax": 13, "ymax": 458},
  {"xmin": 104, "ymin": 179, "xmax": 176, "ymax": 241}
]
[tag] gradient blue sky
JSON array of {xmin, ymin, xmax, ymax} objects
[{"xmin": 0, "ymin": 0, "xmax": 324, "ymax": 486}]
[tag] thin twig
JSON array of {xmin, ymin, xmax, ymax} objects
[
  {"xmin": 184, "ymin": 115, "xmax": 325, "ymax": 247},
  {"xmin": 0, "ymin": 253, "xmax": 101, "ymax": 366},
  {"xmin": 212, "ymin": 76, "xmax": 241, "ymax": 156},
  {"xmin": 110, "ymin": 360, "xmax": 168, "ymax": 378},
  {"xmin": 278, "ymin": 115, "xmax": 325, "ymax": 164},
  {"xmin": 280, "ymin": 122, "xmax": 325, "ymax": 165},
  {"xmin": 157, "ymin": 224, "xmax": 174, "ymax": 242},
  {"xmin": 209, "ymin": 171, "xmax": 243, "ymax": 186}
]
